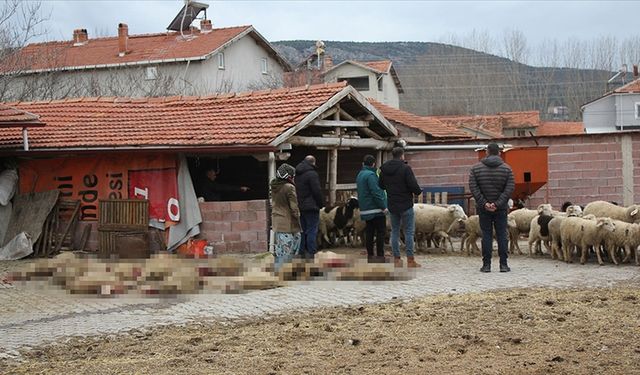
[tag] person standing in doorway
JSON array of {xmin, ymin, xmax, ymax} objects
[
  {"xmin": 379, "ymin": 147, "xmax": 423, "ymax": 268},
  {"xmin": 356, "ymin": 155, "xmax": 388, "ymax": 263},
  {"xmin": 270, "ymin": 163, "xmax": 301, "ymax": 272},
  {"xmin": 468, "ymin": 142, "xmax": 515, "ymax": 273},
  {"xmin": 294, "ymin": 155, "xmax": 324, "ymax": 260}
]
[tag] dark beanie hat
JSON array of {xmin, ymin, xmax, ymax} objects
[{"xmin": 363, "ymin": 154, "xmax": 376, "ymax": 166}]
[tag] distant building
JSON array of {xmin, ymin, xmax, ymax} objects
[
  {"xmin": 1, "ymin": 20, "xmax": 291, "ymax": 101},
  {"xmin": 582, "ymin": 76, "xmax": 640, "ymax": 133}
]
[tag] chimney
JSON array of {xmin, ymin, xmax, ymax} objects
[
  {"xmin": 634, "ymin": 64, "xmax": 639, "ymax": 79},
  {"xmin": 322, "ymin": 55, "xmax": 333, "ymax": 71},
  {"xmin": 200, "ymin": 19, "xmax": 212, "ymax": 33},
  {"xmin": 118, "ymin": 23, "xmax": 129, "ymax": 57},
  {"xmin": 73, "ymin": 29, "xmax": 88, "ymax": 46}
]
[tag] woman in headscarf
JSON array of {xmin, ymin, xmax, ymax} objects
[{"xmin": 270, "ymin": 163, "xmax": 301, "ymax": 271}]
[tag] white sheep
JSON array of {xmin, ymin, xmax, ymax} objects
[
  {"xmin": 601, "ymin": 219, "xmax": 640, "ymax": 266},
  {"xmin": 453, "ymin": 215, "xmax": 517, "ymax": 256},
  {"xmin": 560, "ymin": 216, "xmax": 616, "ymax": 264},
  {"xmin": 508, "ymin": 204, "xmax": 553, "ymax": 254},
  {"xmin": 414, "ymin": 203, "xmax": 467, "ymax": 253},
  {"xmin": 319, "ymin": 197, "xmax": 359, "ymax": 247},
  {"xmin": 527, "ymin": 205, "xmax": 583, "ymax": 256},
  {"xmin": 583, "ymin": 201, "xmax": 640, "ymax": 223}
]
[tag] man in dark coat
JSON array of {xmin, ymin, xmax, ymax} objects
[
  {"xmin": 469, "ymin": 143, "xmax": 515, "ymax": 273},
  {"xmin": 197, "ymin": 168, "xmax": 249, "ymax": 201},
  {"xmin": 379, "ymin": 147, "xmax": 423, "ymax": 268},
  {"xmin": 294, "ymin": 155, "xmax": 324, "ymax": 259}
]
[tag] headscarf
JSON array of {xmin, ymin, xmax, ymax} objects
[{"xmin": 276, "ymin": 163, "xmax": 295, "ymax": 181}]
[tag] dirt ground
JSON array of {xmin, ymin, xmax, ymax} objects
[{"xmin": 2, "ymin": 284, "xmax": 639, "ymax": 375}]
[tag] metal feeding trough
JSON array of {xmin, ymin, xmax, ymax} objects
[{"xmin": 478, "ymin": 146, "xmax": 549, "ymax": 205}]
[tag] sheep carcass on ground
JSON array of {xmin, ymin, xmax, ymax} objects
[{"xmin": 560, "ymin": 216, "xmax": 616, "ymax": 265}]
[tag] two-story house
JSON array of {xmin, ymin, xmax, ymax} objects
[
  {"xmin": 0, "ymin": 19, "xmax": 291, "ymax": 101},
  {"xmin": 582, "ymin": 74, "xmax": 640, "ymax": 133},
  {"xmin": 322, "ymin": 59, "xmax": 404, "ymax": 109}
]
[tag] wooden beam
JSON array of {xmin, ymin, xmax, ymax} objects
[
  {"xmin": 288, "ymin": 136, "xmax": 393, "ymax": 150},
  {"xmin": 319, "ymin": 107, "xmax": 338, "ymax": 120},
  {"xmin": 311, "ymin": 119, "xmax": 369, "ymax": 128},
  {"xmin": 359, "ymin": 127, "xmax": 383, "ymax": 140}
]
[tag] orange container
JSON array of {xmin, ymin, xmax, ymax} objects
[{"xmin": 478, "ymin": 146, "xmax": 548, "ymax": 202}]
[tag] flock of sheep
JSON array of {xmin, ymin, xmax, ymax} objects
[{"xmin": 319, "ymin": 198, "xmax": 640, "ymax": 266}]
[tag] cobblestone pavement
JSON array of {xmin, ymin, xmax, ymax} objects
[{"xmin": 1, "ymin": 249, "xmax": 639, "ymax": 359}]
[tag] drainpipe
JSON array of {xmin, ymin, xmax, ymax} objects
[
  {"xmin": 267, "ymin": 152, "xmax": 276, "ymax": 253},
  {"xmin": 22, "ymin": 128, "xmax": 29, "ymax": 151}
]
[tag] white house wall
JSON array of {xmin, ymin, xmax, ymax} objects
[
  {"xmin": 2, "ymin": 34, "xmax": 286, "ymax": 101},
  {"xmin": 324, "ymin": 64, "xmax": 401, "ymax": 109},
  {"xmin": 583, "ymin": 96, "xmax": 616, "ymax": 133},
  {"xmin": 615, "ymin": 93, "xmax": 640, "ymax": 129}
]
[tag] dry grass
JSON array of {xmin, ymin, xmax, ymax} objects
[{"xmin": 3, "ymin": 285, "xmax": 640, "ymax": 375}]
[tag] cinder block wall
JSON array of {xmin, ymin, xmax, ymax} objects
[
  {"xmin": 197, "ymin": 199, "xmax": 269, "ymax": 253},
  {"xmin": 407, "ymin": 133, "xmax": 637, "ymax": 211}
]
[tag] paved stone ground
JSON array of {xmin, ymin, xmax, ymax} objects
[{"xmin": 1, "ymin": 244, "xmax": 639, "ymax": 360}]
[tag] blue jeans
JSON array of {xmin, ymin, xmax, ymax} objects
[
  {"xmin": 390, "ymin": 207, "xmax": 415, "ymax": 257},
  {"xmin": 299, "ymin": 210, "xmax": 319, "ymax": 259},
  {"xmin": 478, "ymin": 209, "xmax": 509, "ymax": 267}
]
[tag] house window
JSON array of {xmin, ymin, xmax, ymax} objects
[
  {"xmin": 338, "ymin": 76, "xmax": 369, "ymax": 91},
  {"xmin": 516, "ymin": 129, "xmax": 527, "ymax": 137},
  {"xmin": 377, "ymin": 76, "xmax": 383, "ymax": 91},
  {"xmin": 636, "ymin": 102, "xmax": 640, "ymax": 119},
  {"xmin": 145, "ymin": 66, "xmax": 158, "ymax": 81},
  {"xmin": 217, "ymin": 52, "xmax": 225, "ymax": 69},
  {"xmin": 260, "ymin": 58, "xmax": 268, "ymax": 74}
]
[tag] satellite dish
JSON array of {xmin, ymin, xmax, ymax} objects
[{"xmin": 167, "ymin": 1, "xmax": 209, "ymax": 32}]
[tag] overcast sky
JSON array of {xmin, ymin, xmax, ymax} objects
[{"xmin": 41, "ymin": 0, "xmax": 639, "ymax": 47}]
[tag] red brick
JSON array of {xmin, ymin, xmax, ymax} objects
[
  {"xmin": 248, "ymin": 221, "xmax": 268, "ymax": 231},
  {"xmin": 231, "ymin": 221, "xmax": 249, "ymax": 231},
  {"xmin": 213, "ymin": 243, "xmax": 227, "ymax": 253},
  {"xmin": 202, "ymin": 211, "xmax": 223, "ymax": 221},
  {"xmin": 247, "ymin": 200, "xmax": 267, "ymax": 210},
  {"xmin": 240, "ymin": 231, "xmax": 258, "ymax": 242},
  {"xmin": 222, "ymin": 211, "xmax": 239, "ymax": 222},
  {"xmin": 229, "ymin": 242, "xmax": 249, "ymax": 252},
  {"xmin": 239, "ymin": 211, "xmax": 258, "ymax": 221},
  {"xmin": 209, "ymin": 202, "xmax": 231, "ymax": 212},
  {"xmin": 250, "ymin": 240, "xmax": 268, "ymax": 252},
  {"xmin": 224, "ymin": 232, "xmax": 241, "ymax": 242},
  {"xmin": 212, "ymin": 222, "xmax": 231, "ymax": 232},
  {"xmin": 230, "ymin": 201, "xmax": 248, "ymax": 211}
]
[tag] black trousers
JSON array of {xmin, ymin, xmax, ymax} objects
[{"xmin": 365, "ymin": 215, "xmax": 386, "ymax": 259}]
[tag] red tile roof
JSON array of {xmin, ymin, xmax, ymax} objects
[
  {"xmin": 0, "ymin": 105, "xmax": 44, "ymax": 127},
  {"xmin": 536, "ymin": 121, "xmax": 584, "ymax": 136},
  {"xmin": 370, "ymin": 101, "xmax": 470, "ymax": 139},
  {"xmin": 0, "ymin": 82, "xmax": 351, "ymax": 150},
  {"xmin": 497, "ymin": 111, "xmax": 541, "ymax": 129},
  {"xmin": 2, "ymin": 26, "xmax": 289, "ymax": 73},
  {"xmin": 433, "ymin": 115, "xmax": 504, "ymax": 138},
  {"xmin": 614, "ymin": 78, "xmax": 640, "ymax": 93},
  {"xmin": 362, "ymin": 60, "xmax": 392, "ymax": 74}
]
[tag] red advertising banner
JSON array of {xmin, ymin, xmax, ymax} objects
[{"xmin": 19, "ymin": 154, "xmax": 179, "ymax": 222}]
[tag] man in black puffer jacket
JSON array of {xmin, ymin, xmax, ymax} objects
[
  {"xmin": 294, "ymin": 155, "xmax": 324, "ymax": 260},
  {"xmin": 380, "ymin": 147, "xmax": 423, "ymax": 268},
  {"xmin": 469, "ymin": 143, "xmax": 515, "ymax": 273}
]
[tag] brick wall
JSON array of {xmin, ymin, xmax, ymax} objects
[
  {"xmin": 406, "ymin": 133, "xmax": 638, "ymax": 212},
  {"xmin": 197, "ymin": 199, "xmax": 269, "ymax": 253}
]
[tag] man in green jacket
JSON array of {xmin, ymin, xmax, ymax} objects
[{"xmin": 356, "ymin": 154, "xmax": 388, "ymax": 263}]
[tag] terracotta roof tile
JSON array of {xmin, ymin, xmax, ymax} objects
[
  {"xmin": 370, "ymin": 100, "xmax": 470, "ymax": 139},
  {"xmin": 497, "ymin": 111, "xmax": 541, "ymax": 129},
  {"xmin": 536, "ymin": 121, "xmax": 584, "ymax": 136},
  {"xmin": 433, "ymin": 115, "xmax": 504, "ymax": 138},
  {"xmin": 614, "ymin": 78, "xmax": 640, "ymax": 93},
  {"xmin": 1, "ymin": 26, "xmax": 255, "ymax": 73},
  {"xmin": 362, "ymin": 60, "xmax": 392, "ymax": 73},
  {"xmin": 0, "ymin": 82, "xmax": 349, "ymax": 150},
  {"xmin": 0, "ymin": 105, "xmax": 44, "ymax": 127}
]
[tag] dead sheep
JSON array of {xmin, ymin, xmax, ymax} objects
[
  {"xmin": 583, "ymin": 201, "xmax": 640, "ymax": 223},
  {"xmin": 601, "ymin": 219, "xmax": 640, "ymax": 266},
  {"xmin": 528, "ymin": 205, "xmax": 583, "ymax": 256},
  {"xmin": 508, "ymin": 204, "xmax": 553, "ymax": 254},
  {"xmin": 414, "ymin": 203, "xmax": 467, "ymax": 252},
  {"xmin": 560, "ymin": 216, "xmax": 616, "ymax": 265}
]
